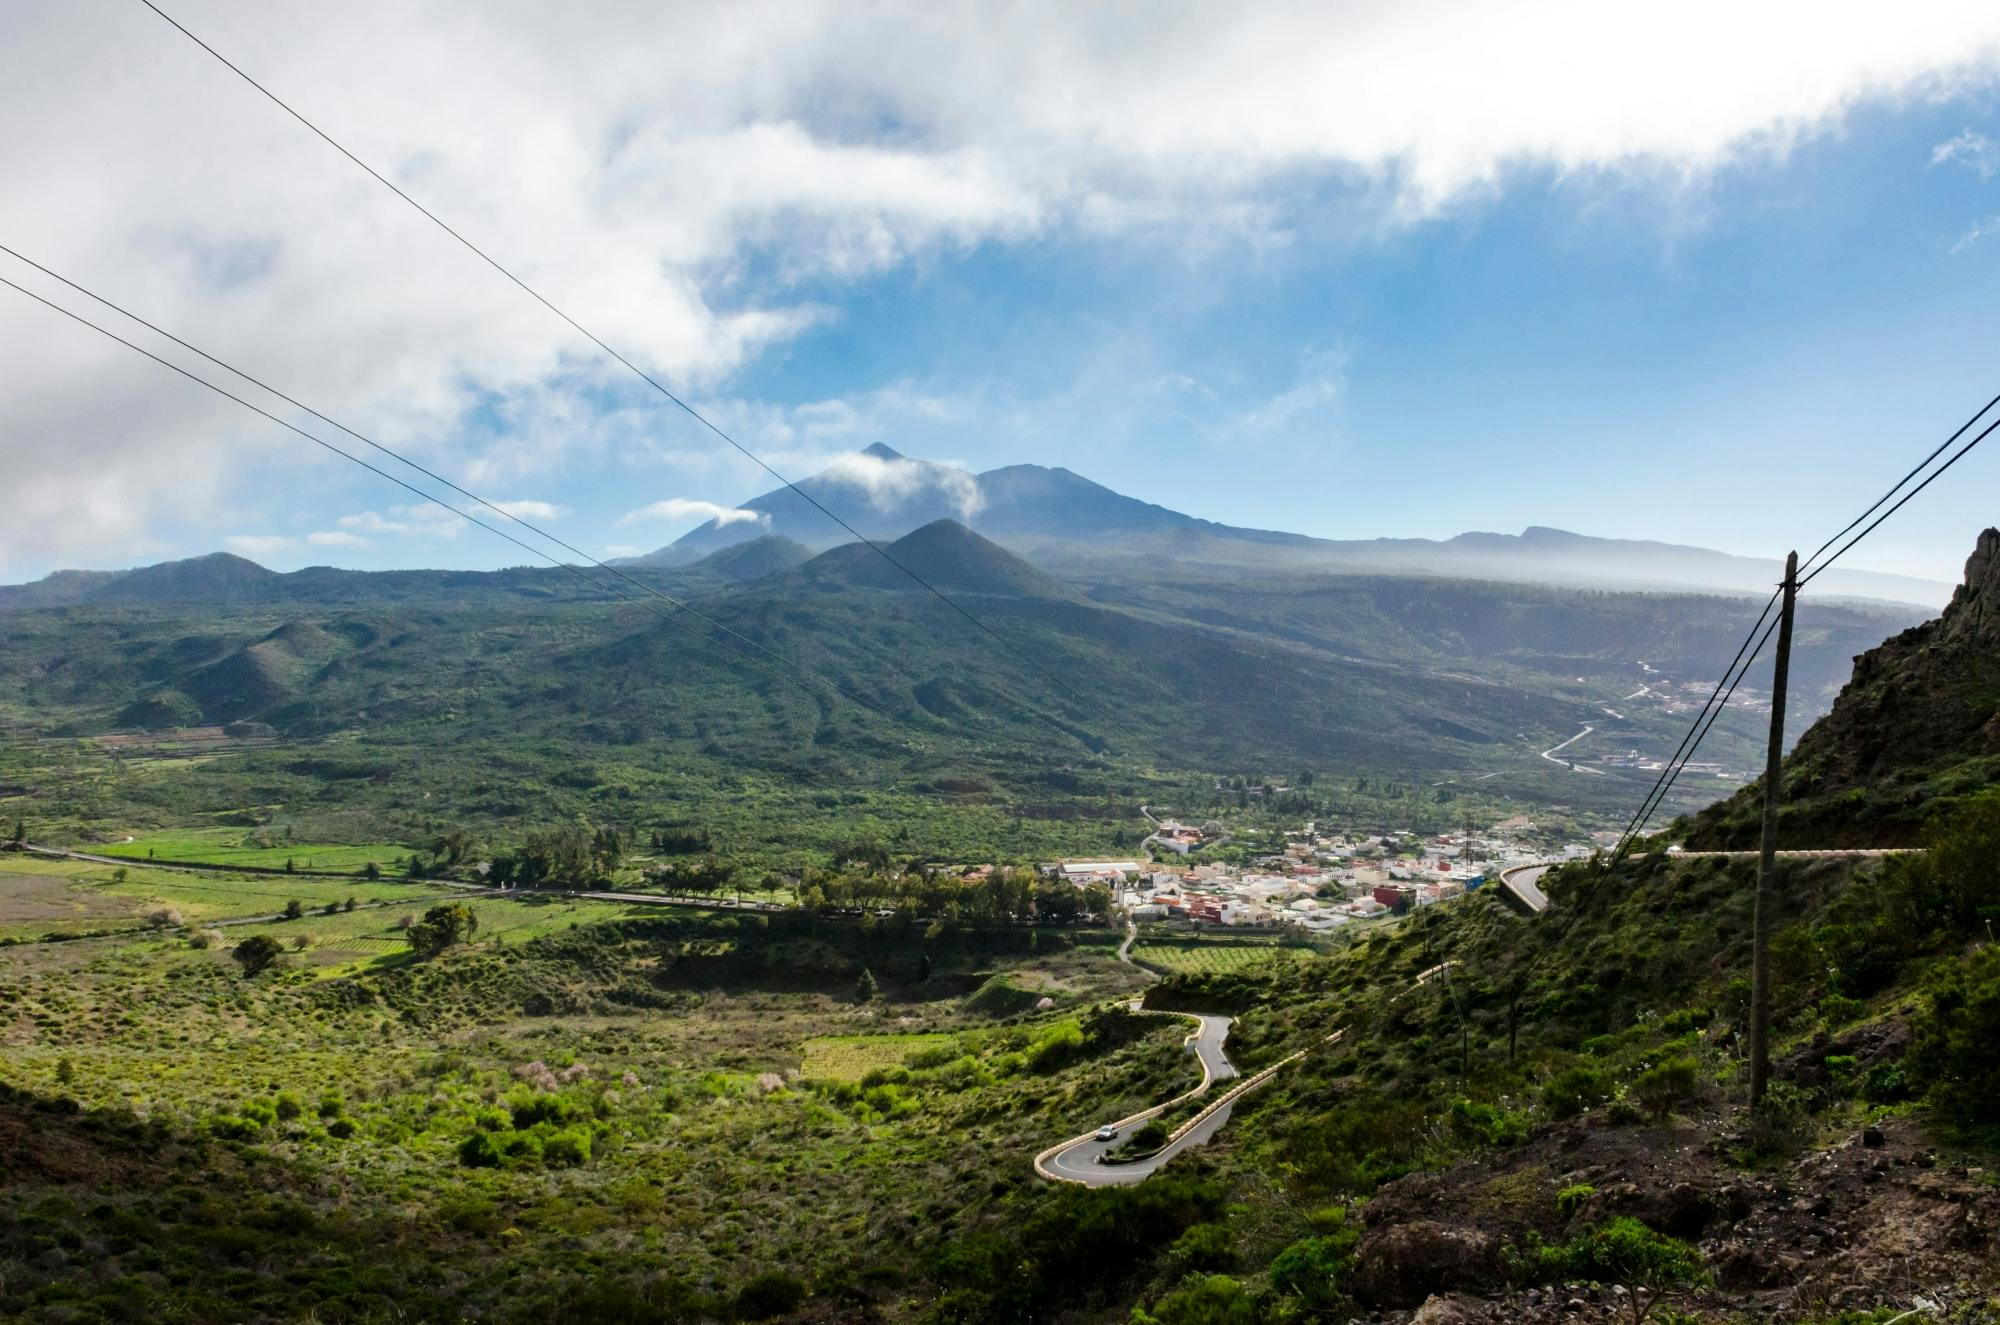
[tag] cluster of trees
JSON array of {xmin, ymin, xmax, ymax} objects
[
  {"xmin": 487, "ymin": 823, "xmax": 624, "ymax": 887},
  {"xmin": 795, "ymin": 865, "xmax": 1113, "ymax": 925},
  {"xmin": 648, "ymin": 826, "xmax": 713, "ymax": 854},
  {"xmin": 645, "ymin": 855, "xmax": 737, "ymax": 899},
  {"xmin": 405, "ymin": 903, "xmax": 478, "ymax": 957}
]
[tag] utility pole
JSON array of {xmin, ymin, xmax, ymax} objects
[{"xmin": 1748, "ymin": 550, "xmax": 1799, "ymax": 1109}]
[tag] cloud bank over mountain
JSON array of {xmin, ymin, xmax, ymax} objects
[{"xmin": 4, "ymin": 2, "xmax": 1999, "ymax": 576}]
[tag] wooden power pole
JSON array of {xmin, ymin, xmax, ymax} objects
[{"xmin": 1748, "ymin": 550, "xmax": 1799, "ymax": 1109}]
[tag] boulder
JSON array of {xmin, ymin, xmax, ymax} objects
[{"xmin": 1351, "ymin": 1221, "xmax": 1503, "ymax": 1309}]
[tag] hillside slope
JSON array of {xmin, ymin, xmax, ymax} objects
[{"xmin": 1686, "ymin": 526, "xmax": 2000, "ymax": 848}]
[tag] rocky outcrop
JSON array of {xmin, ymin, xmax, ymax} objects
[
  {"xmin": 1350, "ymin": 1220, "xmax": 1505, "ymax": 1309},
  {"xmin": 1688, "ymin": 527, "xmax": 2000, "ymax": 847}
]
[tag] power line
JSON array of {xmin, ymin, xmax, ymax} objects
[
  {"xmin": 1609, "ymin": 390, "xmax": 2000, "ymax": 862},
  {"xmin": 136, "ymin": 0, "xmax": 1087, "ymax": 710},
  {"xmin": 1800, "ymin": 408, "xmax": 2000, "ymax": 589},
  {"xmin": 1606, "ymin": 588, "xmax": 1780, "ymax": 858},
  {"xmin": 0, "ymin": 243, "xmax": 845, "ymax": 668},
  {"xmin": 0, "ymin": 271, "xmax": 898, "ymax": 723},
  {"xmin": 1797, "ymin": 392, "xmax": 2000, "ymax": 581},
  {"xmin": 1610, "ymin": 609, "xmax": 1782, "ymax": 863},
  {"xmin": 1, "ymin": 244, "xmax": 1117, "ymax": 752}
]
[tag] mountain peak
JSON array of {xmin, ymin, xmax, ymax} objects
[
  {"xmin": 860, "ymin": 442, "xmax": 904, "ymax": 461},
  {"xmin": 795, "ymin": 518, "xmax": 1061, "ymax": 598}
]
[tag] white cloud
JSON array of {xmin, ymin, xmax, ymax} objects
[
  {"xmin": 337, "ymin": 504, "xmax": 469, "ymax": 538},
  {"xmin": 1235, "ymin": 348, "xmax": 1347, "ymax": 434},
  {"xmin": 306, "ymin": 530, "xmax": 368, "ymax": 548},
  {"xmin": 489, "ymin": 498, "xmax": 569, "ymax": 520},
  {"xmin": 617, "ymin": 498, "xmax": 769, "ymax": 527},
  {"xmin": 816, "ymin": 451, "xmax": 985, "ymax": 520},
  {"xmin": 224, "ymin": 534, "xmax": 296, "ymax": 557},
  {"xmin": 5, "ymin": 2, "xmax": 2000, "ymax": 572},
  {"xmin": 1951, "ymin": 213, "xmax": 2000, "ymax": 252},
  {"xmin": 1932, "ymin": 127, "xmax": 2000, "ymax": 176}
]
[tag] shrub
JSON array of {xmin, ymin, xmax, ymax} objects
[
  {"xmin": 457, "ymin": 1132, "xmax": 503, "ymax": 1168},
  {"xmin": 1630, "ymin": 1057, "xmax": 1699, "ymax": 1117},
  {"xmin": 1446, "ymin": 1096, "xmax": 1527, "ymax": 1147},
  {"xmin": 1165, "ymin": 1222, "xmax": 1236, "ymax": 1274},
  {"xmin": 733, "ymin": 1271, "xmax": 805, "ymax": 1320},
  {"xmin": 1543, "ymin": 1065, "xmax": 1615, "ymax": 1120},
  {"xmin": 139, "ymin": 905, "xmax": 183, "ymax": 928},
  {"xmin": 541, "ymin": 1128, "xmax": 593, "ymax": 1167},
  {"xmin": 1132, "ymin": 1274, "xmax": 1259, "ymax": 1325},
  {"xmin": 231, "ymin": 935, "xmax": 285, "ymax": 978},
  {"xmin": 1908, "ymin": 946, "xmax": 2000, "ymax": 1129},
  {"xmin": 1606, "ymin": 1099, "xmax": 1643, "ymax": 1127},
  {"xmin": 1556, "ymin": 1183, "xmax": 1596, "ymax": 1219},
  {"xmin": 1268, "ymin": 1212, "xmax": 1360, "ymax": 1313},
  {"xmin": 1510, "ymin": 1218, "xmax": 1707, "ymax": 1325},
  {"xmin": 274, "ymin": 1092, "xmax": 304, "ymax": 1121},
  {"xmin": 325, "ymin": 1117, "xmax": 356, "ymax": 1139}
]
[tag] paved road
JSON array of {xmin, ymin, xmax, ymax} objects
[
  {"xmin": 1539, "ymin": 725, "xmax": 1604, "ymax": 774},
  {"xmin": 1498, "ymin": 863, "xmax": 1553, "ymax": 913},
  {"xmin": 1038, "ymin": 1010, "xmax": 1239, "ymax": 1186}
]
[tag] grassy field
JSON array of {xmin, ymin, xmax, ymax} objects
[
  {"xmin": 800, "ymin": 1029, "xmax": 980, "ymax": 1082},
  {"xmin": 91, "ymin": 827, "xmax": 413, "ymax": 873},
  {"xmin": 0, "ymin": 855, "xmax": 459, "ymax": 942}
]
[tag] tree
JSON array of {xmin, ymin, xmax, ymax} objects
[
  {"xmin": 8, "ymin": 819, "xmax": 23, "ymax": 844},
  {"xmin": 282, "ymin": 898, "xmax": 304, "ymax": 921},
  {"xmin": 405, "ymin": 902, "xmax": 479, "ymax": 958},
  {"xmin": 854, "ymin": 968, "xmax": 878, "ymax": 1003},
  {"xmin": 232, "ymin": 934, "xmax": 285, "ymax": 978},
  {"xmin": 362, "ymin": 861, "xmax": 381, "ymax": 881},
  {"xmin": 430, "ymin": 827, "xmax": 478, "ymax": 869}
]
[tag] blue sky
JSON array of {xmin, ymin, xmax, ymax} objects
[{"xmin": 5, "ymin": 3, "xmax": 2000, "ymax": 586}]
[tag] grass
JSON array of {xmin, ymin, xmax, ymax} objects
[
  {"xmin": 91, "ymin": 827, "xmax": 412, "ymax": 873},
  {"xmin": 0, "ymin": 855, "xmax": 461, "ymax": 941},
  {"xmin": 801, "ymin": 1030, "xmax": 983, "ymax": 1082}
]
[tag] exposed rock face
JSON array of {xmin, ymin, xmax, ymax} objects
[
  {"xmin": 1350, "ymin": 1220, "xmax": 1504, "ymax": 1309},
  {"xmin": 1689, "ymin": 527, "xmax": 2000, "ymax": 847}
]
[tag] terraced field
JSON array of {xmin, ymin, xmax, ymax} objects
[{"xmin": 1127, "ymin": 937, "xmax": 1293, "ymax": 976}]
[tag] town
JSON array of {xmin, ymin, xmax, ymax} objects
[{"xmin": 1044, "ymin": 813, "xmax": 1601, "ymax": 933}]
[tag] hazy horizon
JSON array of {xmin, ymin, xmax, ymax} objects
[{"xmin": 6, "ymin": 3, "xmax": 2000, "ymax": 585}]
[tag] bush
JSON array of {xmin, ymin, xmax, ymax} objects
[
  {"xmin": 1543, "ymin": 1065, "xmax": 1615, "ymax": 1120},
  {"xmin": 1510, "ymin": 1218, "xmax": 1707, "ymax": 1325},
  {"xmin": 231, "ymin": 935, "xmax": 285, "ymax": 978},
  {"xmin": 1446, "ymin": 1096, "xmax": 1527, "ymax": 1147},
  {"xmin": 457, "ymin": 1132, "xmax": 503, "ymax": 1168},
  {"xmin": 1908, "ymin": 946, "xmax": 2000, "ymax": 1130},
  {"xmin": 733, "ymin": 1271, "xmax": 805, "ymax": 1320},
  {"xmin": 541, "ymin": 1128, "xmax": 593, "ymax": 1167},
  {"xmin": 1165, "ymin": 1222, "xmax": 1236, "ymax": 1274},
  {"xmin": 1132, "ymin": 1274, "xmax": 1260, "ymax": 1325},
  {"xmin": 1630, "ymin": 1056, "xmax": 1699, "ymax": 1117},
  {"xmin": 325, "ymin": 1117, "xmax": 356, "ymax": 1139},
  {"xmin": 1268, "ymin": 1213, "xmax": 1360, "ymax": 1314},
  {"xmin": 1556, "ymin": 1183, "xmax": 1596, "ymax": 1219}
]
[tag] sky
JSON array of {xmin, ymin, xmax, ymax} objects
[{"xmin": 4, "ymin": 1, "xmax": 2000, "ymax": 586}]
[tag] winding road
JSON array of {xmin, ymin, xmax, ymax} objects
[{"xmin": 1036, "ymin": 1008, "xmax": 1243, "ymax": 1186}]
